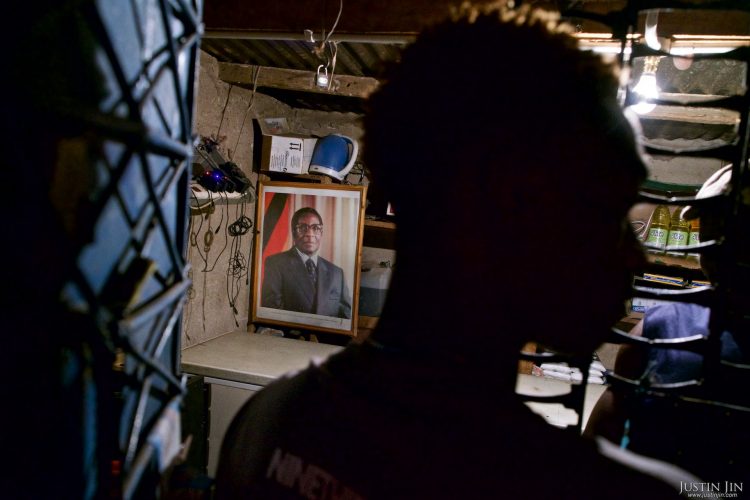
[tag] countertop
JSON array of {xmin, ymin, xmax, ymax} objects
[
  {"xmin": 180, "ymin": 330, "xmax": 342, "ymax": 386},
  {"xmin": 180, "ymin": 330, "xmax": 605, "ymax": 429}
]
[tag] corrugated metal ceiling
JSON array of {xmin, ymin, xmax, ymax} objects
[{"xmin": 201, "ymin": 38, "xmax": 405, "ymax": 78}]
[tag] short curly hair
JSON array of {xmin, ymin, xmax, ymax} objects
[
  {"xmin": 364, "ymin": 2, "xmax": 643, "ymax": 219},
  {"xmin": 291, "ymin": 207, "xmax": 323, "ymax": 234}
]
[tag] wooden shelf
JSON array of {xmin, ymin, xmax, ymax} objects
[
  {"xmin": 364, "ymin": 219, "xmax": 396, "ymax": 230},
  {"xmin": 646, "ymin": 252, "xmax": 701, "ymax": 271},
  {"xmin": 259, "ymin": 172, "xmax": 334, "ymax": 184},
  {"xmin": 644, "ymin": 252, "xmax": 706, "ymax": 283},
  {"xmin": 358, "ymin": 315, "xmax": 379, "ymax": 329},
  {"xmin": 363, "ymin": 218, "xmax": 396, "ymax": 249}
]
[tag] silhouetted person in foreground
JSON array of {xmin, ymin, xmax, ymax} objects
[{"xmin": 216, "ymin": 3, "xmax": 697, "ymax": 497}]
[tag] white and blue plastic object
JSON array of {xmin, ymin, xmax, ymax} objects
[{"xmin": 308, "ymin": 134, "xmax": 359, "ymax": 181}]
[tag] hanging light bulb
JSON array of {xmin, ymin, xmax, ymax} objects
[
  {"xmin": 633, "ymin": 56, "xmax": 661, "ymax": 99},
  {"xmin": 632, "ymin": 56, "xmax": 661, "ymax": 114}
]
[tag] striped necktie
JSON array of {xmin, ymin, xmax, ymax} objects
[{"xmin": 306, "ymin": 259, "xmax": 317, "ymax": 286}]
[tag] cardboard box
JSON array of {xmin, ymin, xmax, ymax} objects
[{"xmin": 261, "ymin": 134, "xmax": 317, "ymax": 174}]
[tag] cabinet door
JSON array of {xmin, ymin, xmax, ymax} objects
[{"xmin": 207, "ymin": 379, "xmax": 263, "ymax": 477}]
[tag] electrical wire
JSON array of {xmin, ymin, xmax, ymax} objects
[
  {"xmin": 226, "ymin": 197, "xmax": 254, "ymax": 328},
  {"xmin": 188, "ymin": 189, "xmax": 210, "ymax": 333},
  {"xmin": 189, "ymin": 170, "xmax": 258, "ymax": 330},
  {"xmin": 307, "ymin": 0, "xmax": 343, "ymax": 92},
  {"xmin": 189, "ymin": 189, "xmax": 208, "ymax": 265},
  {"xmin": 189, "ymin": 199, "xmax": 214, "ymax": 214},
  {"xmin": 228, "ymin": 214, "xmax": 253, "ymax": 237},
  {"xmin": 188, "ymin": 189, "xmax": 229, "ymax": 273},
  {"xmin": 203, "ymin": 191, "xmax": 230, "ymax": 273},
  {"xmin": 326, "ymin": 41, "xmax": 339, "ymax": 91},
  {"xmin": 201, "ymin": 256, "xmax": 208, "ymax": 332},
  {"xmin": 215, "ymin": 85, "xmax": 234, "ymax": 142},
  {"xmin": 191, "ymin": 200, "xmax": 208, "ymax": 265},
  {"xmin": 231, "ymin": 66, "xmax": 261, "ymax": 159},
  {"xmin": 321, "ymin": 0, "xmax": 343, "ymax": 45}
]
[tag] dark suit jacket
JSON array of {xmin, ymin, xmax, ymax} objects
[{"xmin": 261, "ymin": 248, "xmax": 352, "ymax": 319}]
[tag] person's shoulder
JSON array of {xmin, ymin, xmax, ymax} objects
[
  {"xmin": 229, "ymin": 364, "xmax": 315, "ymax": 427},
  {"xmin": 215, "ymin": 362, "xmax": 329, "ymax": 498},
  {"xmin": 254, "ymin": 356, "xmax": 328, "ymax": 402},
  {"xmin": 644, "ymin": 302, "xmax": 709, "ymax": 339},
  {"xmin": 266, "ymin": 248, "xmax": 296, "ymax": 264},
  {"xmin": 219, "ymin": 359, "xmax": 330, "ymax": 460},
  {"xmin": 318, "ymin": 255, "xmax": 344, "ymax": 273}
]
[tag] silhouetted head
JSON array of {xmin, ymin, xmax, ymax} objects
[{"xmin": 365, "ymin": 3, "xmax": 647, "ymax": 356}]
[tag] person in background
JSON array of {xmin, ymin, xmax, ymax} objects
[
  {"xmin": 216, "ymin": 3, "xmax": 697, "ymax": 497},
  {"xmin": 261, "ymin": 206, "xmax": 352, "ymax": 319},
  {"xmin": 585, "ymin": 165, "xmax": 750, "ymax": 483}
]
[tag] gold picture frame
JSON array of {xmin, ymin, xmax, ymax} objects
[{"xmin": 251, "ymin": 181, "xmax": 367, "ymax": 336}]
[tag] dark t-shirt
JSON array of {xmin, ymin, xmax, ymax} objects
[{"xmin": 216, "ymin": 342, "xmax": 683, "ymax": 499}]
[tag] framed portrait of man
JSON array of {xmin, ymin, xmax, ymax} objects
[{"xmin": 251, "ymin": 181, "xmax": 367, "ymax": 336}]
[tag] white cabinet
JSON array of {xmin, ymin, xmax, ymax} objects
[
  {"xmin": 180, "ymin": 331, "xmax": 343, "ymax": 477},
  {"xmin": 206, "ymin": 377, "xmax": 263, "ymax": 477}
]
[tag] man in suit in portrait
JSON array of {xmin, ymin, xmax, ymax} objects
[{"xmin": 261, "ymin": 207, "xmax": 352, "ymax": 319}]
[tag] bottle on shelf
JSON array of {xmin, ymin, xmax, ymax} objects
[
  {"xmin": 688, "ymin": 218, "xmax": 700, "ymax": 245},
  {"xmin": 687, "ymin": 218, "xmax": 701, "ymax": 261},
  {"xmin": 666, "ymin": 208, "xmax": 690, "ymax": 256},
  {"xmin": 644, "ymin": 204, "xmax": 671, "ymax": 253}
]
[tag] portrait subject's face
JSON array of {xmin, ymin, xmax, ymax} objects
[{"xmin": 293, "ymin": 213, "xmax": 323, "ymax": 256}]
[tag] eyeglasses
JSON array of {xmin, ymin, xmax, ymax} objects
[{"xmin": 294, "ymin": 223, "xmax": 323, "ymax": 235}]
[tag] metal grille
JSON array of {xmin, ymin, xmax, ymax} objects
[
  {"xmin": 521, "ymin": 1, "xmax": 750, "ymax": 482},
  {"xmin": 48, "ymin": 0, "xmax": 204, "ymax": 497}
]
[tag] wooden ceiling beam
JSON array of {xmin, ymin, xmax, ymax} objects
[
  {"xmin": 204, "ymin": 0, "xmax": 510, "ymax": 35},
  {"xmin": 218, "ymin": 62, "xmax": 380, "ymax": 99}
]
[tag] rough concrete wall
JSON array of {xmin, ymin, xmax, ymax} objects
[
  {"xmin": 182, "ymin": 51, "xmax": 365, "ymax": 348},
  {"xmin": 291, "ymin": 108, "xmax": 364, "ymax": 142},
  {"xmin": 182, "ymin": 51, "xmax": 290, "ymax": 347}
]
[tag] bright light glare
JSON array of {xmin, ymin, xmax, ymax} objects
[
  {"xmin": 632, "ymin": 73, "xmax": 660, "ymax": 100},
  {"xmin": 584, "ymin": 44, "xmax": 746, "ymax": 56},
  {"xmin": 645, "ymin": 25, "xmax": 661, "ymax": 51},
  {"xmin": 644, "ymin": 10, "xmax": 661, "ymax": 51},
  {"xmin": 631, "ymin": 102, "xmax": 657, "ymax": 115}
]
